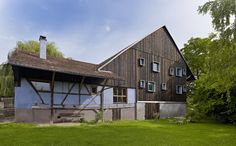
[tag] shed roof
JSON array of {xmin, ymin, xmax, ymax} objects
[{"xmin": 8, "ymin": 49, "xmax": 118, "ymax": 79}]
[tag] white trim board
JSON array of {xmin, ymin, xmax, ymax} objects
[{"xmin": 137, "ymin": 101, "xmax": 186, "ymax": 104}]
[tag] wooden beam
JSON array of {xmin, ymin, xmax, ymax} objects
[
  {"xmin": 50, "ymin": 72, "xmax": 55, "ymax": 124},
  {"xmin": 100, "ymin": 79, "xmax": 108, "ymax": 122},
  {"xmin": 61, "ymin": 82, "xmax": 76, "ymax": 105},
  {"xmin": 26, "ymin": 79, "xmax": 45, "ymax": 104},
  {"xmin": 84, "ymin": 84, "xmax": 91, "ymax": 95},
  {"xmin": 78, "ymin": 77, "xmax": 85, "ymax": 105}
]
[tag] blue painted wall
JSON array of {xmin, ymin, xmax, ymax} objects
[{"xmin": 15, "ymin": 78, "xmax": 136, "ymax": 109}]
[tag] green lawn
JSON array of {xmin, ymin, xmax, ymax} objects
[{"xmin": 0, "ymin": 120, "xmax": 235, "ymax": 146}]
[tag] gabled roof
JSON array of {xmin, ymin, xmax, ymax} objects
[
  {"xmin": 8, "ymin": 49, "xmax": 118, "ymax": 79},
  {"xmin": 98, "ymin": 26, "xmax": 195, "ymax": 81}
]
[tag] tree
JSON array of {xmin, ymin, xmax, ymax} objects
[
  {"xmin": 181, "ymin": 36, "xmax": 213, "ymax": 78},
  {"xmin": 0, "ymin": 40, "xmax": 64, "ymax": 97},
  {"xmin": 16, "ymin": 40, "xmax": 64, "ymax": 58},
  {"xmin": 182, "ymin": 0, "xmax": 236, "ymax": 123},
  {"xmin": 198, "ymin": 0, "xmax": 236, "ymax": 41}
]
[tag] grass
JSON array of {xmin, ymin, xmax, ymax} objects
[{"xmin": 0, "ymin": 120, "xmax": 236, "ymax": 146}]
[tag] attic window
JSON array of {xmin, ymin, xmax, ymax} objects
[
  {"xmin": 139, "ymin": 80, "xmax": 145, "ymax": 88},
  {"xmin": 147, "ymin": 81, "xmax": 156, "ymax": 92},
  {"xmin": 152, "ymin": 62, "xmax": 160, "ymax": 72},
  {"xmin": 161, "ymin": 83, "xmax": 167, "ymax": 91},
  {"xmin": 176, "ymin": 67, "xmax": 183, "ymax": 77},
  {"xmin": 139, "ymin": 58, "xmax": 145, "ymax": 66},
  {"xmin": 183, "ymin": 68, "xmax": 187, "ymax": 76},
  {"xmin": 176, "ymin": 85, "xmax": 183, "ymax": 94},
  {"xmin": 169, "ymin": 67, "xmax": 175, "ymax": 76}
]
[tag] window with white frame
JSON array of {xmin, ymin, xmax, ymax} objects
[
  {"xmin": 183, "ymin": 85, "xmax": 187, "ymax": 93},
  {"xmin": 139, "ymin": 80, "xmax": 145, "ymax": 88},
  {"xmin": 161, "ymin": 83, "xmax": 167, "ymax": 91},
  {"xmin": 139, "ymin": 58, "xmax": 145, "ymax": 66},
  {"xmin": 169, "ymin": 67, "xmax": 175, "ymax": 76},
  {"xmin": 147, "ymin": 81, "xmax": 156, "ymax": 92},
  {"xmin": 113, "ymin": 87, "xmax": 127, "ymax": 103},
  {"xmin": 176, "ymin": 67, "xmax": 183, "ymax": 77},
  {"xmin": 183, "ymin": 68, "xmax": 186, "ymax": 76},
  {"xmin": 152, "ymin": 62, "xmax": 160, "ymax": 72},
  {"xmin": 176, "ymin": 85, "xmax": 183, "ymax": 94}
]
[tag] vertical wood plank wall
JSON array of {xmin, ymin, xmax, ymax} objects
[{"xmin": 101, "ymin": 27, "xmax": 187, "ymax": 102}]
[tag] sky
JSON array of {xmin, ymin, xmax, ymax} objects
[{"xmin": 0, "ymin": 0, "xmax": 214, "ymax": 64}]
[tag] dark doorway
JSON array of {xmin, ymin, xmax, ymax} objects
[
  {"xmin": 145, "ymin": 103, "xmax": 160, "ymax": 119},
  {"xmin": 112, "ymin": 108, "xmax": 121, "ymax": 120}
]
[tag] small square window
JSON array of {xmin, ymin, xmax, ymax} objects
[
  {"xmin": 169, "ymin": 67, "xmax": 175, "ymax": 76},
  {"xmin": 139, "ymin": 58, "xmax": 145, "ymax": 66},
  {"xmin": 91, "ymin": 86, "xmax": 97, "ymax": 94},
  {"xmin": 139, "ymin": 80, "xmax": 145, "ymax": 88},
  {"xmin": 161, "ymin": 83, "xmax": 167, "ymax": 91},
  {"xmin": 176, "ymin": 85, "xmax": 183, "ymax": 94},
  {"xmin": 183, "ymin": 85, "xmax": 187, "ymax": 93},
  {"xmin": 183, "ymin": 68, "xmax": 186, "ymax": 76},
  {"xmin": 176, "ymin": 67, "xmax": 183, "ymax": 77},
  {"xmin": 152, "ymin": 62, "xmax": 160, "ymax": 72},
  {"xmin": 147, "ymin": 81, "xmax": 156, "ymax": 92}
]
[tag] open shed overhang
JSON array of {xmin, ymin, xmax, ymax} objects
[{"xmin": 8, "ymin": 50, "xmax": 122, "ymax": 84}]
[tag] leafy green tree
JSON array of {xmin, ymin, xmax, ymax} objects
[
  {"xmin": 181, "ymin": 36, "xmax": 213, "ymax": 78},
  {"xmin": 0, "ymin": 40, "xmax": 64, "ymax": 97},
  {"xmin": 182, "ymin": 0, "xmax": 236, "ymax": 123},
  {"xmin": 17, "ymin": 40, "xmax": 64, "ymax": 58},
  {"xmin": 198, "ymin": 0, "xmax": 236, "ymax": 41}
]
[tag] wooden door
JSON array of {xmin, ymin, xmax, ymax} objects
[
  {"xmin": 145, "ymin": 103, "xmax": 160, "ymax": 119},
  {"xmin": 112, "ymin": 108, "xmax": 121, "ymax": 120}
]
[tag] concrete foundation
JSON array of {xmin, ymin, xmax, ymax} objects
[
  {"xmin": 136, "ymin": 101, "xmax": 186, "ymax": 120},
  {"xmin": 159, "ymin": 103, "xmax": 186, "ymax": 118},
  {"xmin": 136, "ymin": 102, "xmax": 145, "ymax": 120},
  {"xmin": 15, "ymin": 107, "xmax": 136, "ymax": 123}
]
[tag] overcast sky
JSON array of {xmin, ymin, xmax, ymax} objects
[{"xmin": 0, "ymin": 0, "xmax": 214, "ymax": 64}]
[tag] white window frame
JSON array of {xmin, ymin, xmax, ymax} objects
[
  {"xmin": 176, "ymin": 67, "xmax": 183, "ymax": 77},
  {"xmin": 176, "ymin": 85, "xmax": 183, "ymax": 94},
  {"xmin": 139, "ymin": 80, "xmax": 146, "ymax": 88},
  {"xmin": 183, "ymin": 85, "xmax": 187, "ymax": 93},
  {"xmin": 152, "ymin": 62, "xmax": 160, "ymax": 72},
  {"xmin": 139, "ymin": 58, "xmax": 145, "ymax": 66},
  {"xmin": 169, "ymin": 67, "xmax": 175, "ymax": 76},
  {"xmin": 182, "ymin": 68, "xmax": 187, "ymax": 76},
  {"xmin": 147, "ymin": 81, "xmax": 156, "ymax": 92},
  {"xmin": 161, "ymin": 83, "xmax": 167, "ymax": 91}
]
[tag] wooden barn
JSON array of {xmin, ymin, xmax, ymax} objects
[{"xmin": 8, "ymin": 26, "xmax": 195, "ymax": 123}]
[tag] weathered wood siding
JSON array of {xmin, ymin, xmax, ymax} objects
[{"xmin": 101, "ymin": 27, "xmax": 187, "ymax": 102}]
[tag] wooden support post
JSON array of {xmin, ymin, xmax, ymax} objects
[
  {"xmin": 100, "ymin": 79, "xmax": 108, "ymax": 122},
  {"xmin": 78, "ymin": 77, "xmax": 85, "ymax": 105},
  {"xmin": 50, "ymin": 72, "xmax": 55, "ymax": 124}
]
